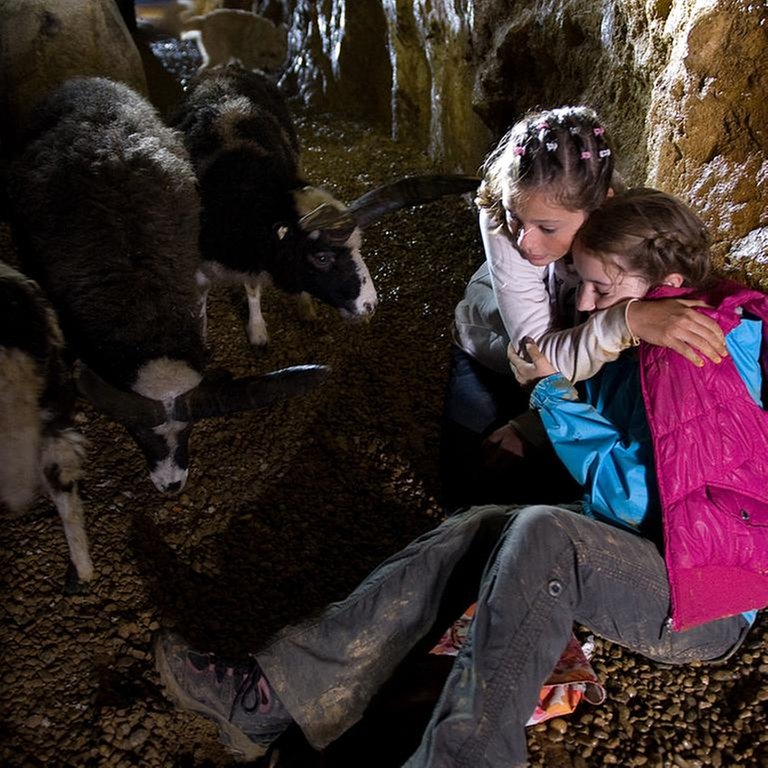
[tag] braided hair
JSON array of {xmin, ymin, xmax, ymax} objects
[
  {"xmin": 575, "ymin": 188, "xmax": 712, "ymax": 289},
  {"xmin": 477, "ymin": 105, "xmax": 619, "ymax": 228}
]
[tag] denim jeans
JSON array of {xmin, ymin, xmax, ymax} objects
[{"xmin": 256, "ymin": 505, "xmax": 748, "ymax": 767}]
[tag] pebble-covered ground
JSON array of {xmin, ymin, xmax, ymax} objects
[{"xmin": 1, "ymin": 27, "xmax": 767, "ymax": 768}]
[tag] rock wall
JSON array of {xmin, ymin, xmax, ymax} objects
[
  {"xmin": 646, "ymin": 2, "xmax": 768, "ymax": 265},
  {"xmin": 0, "ymin": 0, "xmax": 148, "ymax": 149},
  {"xmin": 278, "ymin": 0, "xmax": 767, "ymax": 269}
]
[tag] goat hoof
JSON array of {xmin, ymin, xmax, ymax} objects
[
  {"xmin": 248, "ymin": 339, "xmax": 269, "ymax": 353},
  {"xmin": 63, "ymin": 562, "xmax": 92, "ymax": 595}
]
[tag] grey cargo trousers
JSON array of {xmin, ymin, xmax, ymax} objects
[{"xmin": 256, "ymin": 505, "xmax": 749, "ymax": 767}]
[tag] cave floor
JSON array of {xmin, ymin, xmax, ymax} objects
[{"xmin": 1, "ymin": 24, "xmax": 767, "ymax": 768}]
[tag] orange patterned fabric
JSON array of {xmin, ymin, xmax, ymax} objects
[{"xmin": 430, "ymin": 603, "xmax": 605, "ymax": 725}]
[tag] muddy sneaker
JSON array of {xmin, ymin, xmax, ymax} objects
[{"xmin": 155, "ymin": 630, "xmax": 293, "ymax": 762}]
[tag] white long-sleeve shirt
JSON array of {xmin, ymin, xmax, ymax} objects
[{"xmin": 453, "ymin": 209, "xmax": 638, "ymax": 382}]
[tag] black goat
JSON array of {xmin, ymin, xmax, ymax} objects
[
  {"xmin": 0, "ymin": 260, "xmax": 92, "ymax": 588},
  {"xmin": 172, "ymin": 64, "xmax": 479, "ymax": 346},
  {"xmin": 8, "ymin": 76, "xmax": 327, "ymax": 494}
]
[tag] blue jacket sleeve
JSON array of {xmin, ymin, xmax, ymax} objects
[{"xmin": 529, "ymin": 371, "xmax": 655, "ymax": 531}]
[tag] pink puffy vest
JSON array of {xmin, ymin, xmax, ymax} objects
[{"xmin": 639, "ymin": 281, "xmax": 768, "ymax": 631}]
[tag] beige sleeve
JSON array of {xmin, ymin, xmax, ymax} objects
[{"xmin": 534, "ymin": 302, "xmax": 636, "ymax": 383}]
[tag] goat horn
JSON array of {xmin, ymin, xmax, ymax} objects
[
  {"xmin": 174, "ymin": 364, "xmax": 331, "ymax": 422},
  {"xmin": 298, "ymin": 202, "xmax": 357, "ymax": 244},
  {"xmin": 348, "ymin": 174, "xmax": 480, "ymax": 230},
  {"xmin": 76, "ymin": 362, "xmax": 168, "ymax": 427}
]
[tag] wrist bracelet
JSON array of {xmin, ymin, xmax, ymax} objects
[{"xmin": 624, "ymin": 298, "xmax": 641, "ymax": 347}]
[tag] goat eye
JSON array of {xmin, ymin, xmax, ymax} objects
[{"xmin": 309, "ymin": 251, "xmax": 335, "ymax": 271}]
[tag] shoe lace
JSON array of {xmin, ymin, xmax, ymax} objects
[
  {"xmin": 212, "ymin": 656, "xmax": 273, "ymax": 715},
  {"xmin": 238, "ymin": 669, "xmax": 273, "ymax": 715},
  {"xmin": 207, "ymin": 655, "xmax": 247, "ymax": 682}
]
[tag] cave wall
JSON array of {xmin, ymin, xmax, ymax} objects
[{"xmin": 280, "ymin": 0, "xmax": 767, "ymax": 268}]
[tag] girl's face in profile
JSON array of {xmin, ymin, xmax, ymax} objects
[
  {"xmin": 572, "ymin": 241, "xmax": 650, "ymax": 311},
  {"xmin": 502, "ymin": 187, "xmax": 587, "ymax": 268}
]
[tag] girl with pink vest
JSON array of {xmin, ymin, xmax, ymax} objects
[{"xmin": 511, "ymin": 188, "xmax": 768, "ymax": 633}]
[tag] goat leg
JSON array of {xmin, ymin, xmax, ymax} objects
[{"xmin": 41, "ymin": 430, "xmax": 94, "ymax": 590}]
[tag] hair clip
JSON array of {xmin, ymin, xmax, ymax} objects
[
  {"xmin": 569, "ymin": 126, "xmax": 580, "ymax": 135},
  {"xmin": 513, "ymin": 145, "xmax": 526, "ymax": 156},
  {"xmin": 593, "ymin": 126, "xmax": 605, "ymax": 136},
  {"xmin": 580, "ymin": 150, "xmax": 592, "ymax": 159},
  {"xmin": 536, "ymin": 122, "xmax": 551, "ymax": 131},
  {"xmin": 546, "ymin": 141, "xmax": 558, "ymax": 152},
  {"xmin": 598, "ymin": 148, "xmax": 612, "ymax": 158}
]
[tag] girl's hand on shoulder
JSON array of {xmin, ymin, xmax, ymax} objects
[
  {"xmin": 507, "ymin": 338, "xmax": 557, "ymax": 386},
  {"xmin": 626, "ymin": 299, "xmax": 728, "ymax": 367}
]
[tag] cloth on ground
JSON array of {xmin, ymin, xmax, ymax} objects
[{"xmin": 430, "ymin": 603, "xmax": 605, "ymax": 725}]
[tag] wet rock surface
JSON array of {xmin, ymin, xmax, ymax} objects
[{"xmin": 2, "ymin": 35, "xmax": 767, "ymax": 768}]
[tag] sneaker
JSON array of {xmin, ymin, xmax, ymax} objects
[{"xmin": 155, "ymin": 629, "xmax": 293, "ymax": 762}]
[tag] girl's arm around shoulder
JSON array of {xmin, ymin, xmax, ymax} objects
[
  {"xmin": 530, "ymin": 304, "xmax": 635, "ymax": 383},
  {"xmin": 513, "ymin": 297, "xmax": 731, "ymax": 386}
]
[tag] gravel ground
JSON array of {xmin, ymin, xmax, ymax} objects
[{"xmin": 1, "ymin": 32, "xmax": 767, "ymax": 768}]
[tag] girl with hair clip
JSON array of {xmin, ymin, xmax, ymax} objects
[
  {"xmin": 442, "ymin": 106, "xmax": 727, "ymax": 509},
  {"xmin": 154, "ymin": 189, "xmax": 767, "ymax": 767}
]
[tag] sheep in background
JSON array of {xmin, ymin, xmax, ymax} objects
[
  {"xmin": 172, "ymin": 65, "xmax": 479, "ymax": 347},
  {"xmin": 135, "ymin": 0, "xmax": 221, "ymax": 39},
  {"xmin": 8, "ymin": 76, "xmax": 328, "ymax": 495},
  {"xmin": 0, "ymin": 261, "xmax": 92, "ymax": 590},
  {"xmin": 181, "ymin": 8, "xmax": 288, "ymax": 73}
]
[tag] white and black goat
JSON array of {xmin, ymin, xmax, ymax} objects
[
  {"xmin": 0, "ymin": 261, "xmax": 92, "ymax": 589},
  {"xmin": 171, "ymin": 64, "xmax": 480, "ymax": 347},
  {"xmin": 8, "ymin": 76, "xmax": 327, "ymax": 495}
]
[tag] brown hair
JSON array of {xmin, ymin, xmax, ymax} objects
[
  {"xmin": 574, "ymin": 188, "xmax": 712, "ymax": 289},
  {"xmin": 476, "ymin": 105, "xmax": 619, "ymax": 227}
]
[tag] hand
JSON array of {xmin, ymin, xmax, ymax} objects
[
  {"xmin": 507, "ymin": 338, "xmax": 557, "ymax": 386},
  {"xmin": 482, "ymin": 422, "xmax": 530, "ymax": 469},
  {"xmin": 626, "ymin": 299, "xmax": 728, "ymax": 367}
]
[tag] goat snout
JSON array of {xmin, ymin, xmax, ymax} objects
[
  {"xmin": 339, "ymin": 299, "xmax": 377, "ymax": 322},
  {"xmin": 152, "ymin": 470, "xmax": 188, "ymax": 495},
  {"xmin": 164, "ymin": 480, "xmax": 183, "ymax": 494}
]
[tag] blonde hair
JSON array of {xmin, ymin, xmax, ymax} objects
[
  {"xmin": 575, "ymin": 188, "xmax": 712, "ymax": 289},
  {"xmin": 477, "ymin": 106, "xmax": 617, "ymax": 227}
]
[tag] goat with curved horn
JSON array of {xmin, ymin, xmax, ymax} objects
[{"xmin": 174, "ymin": 68, "xmax": 481, "ymax": 349}]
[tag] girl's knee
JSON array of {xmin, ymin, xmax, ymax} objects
[
  {"xmin": 445, "ymin": 505, "xmax": 515, "ymax": 544},
  {"xmin": 504, "ymin": 505, "xmax": 575, "ymax": 549}
]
